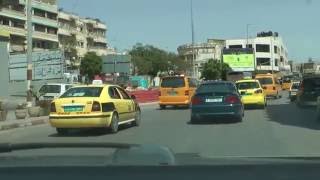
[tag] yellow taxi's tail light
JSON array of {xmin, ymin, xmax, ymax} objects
[
  {"xmin": 50, "ymin": 102, "xmax": 56, "ymax": 112},
  {"xmin": 91, "ymin": 101, "xmax": 101, "ymax": 112},
  {"xmin": 185, "ymin": 90, "xmax": 189, "ymax": 96},
  {"xmin": 255, "ymin": 89, "xmax": 263, "ymax": 94}
]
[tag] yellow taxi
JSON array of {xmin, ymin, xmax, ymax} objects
[
  {"xmin": 159, "ymin": 76, "xmax": 197, "ymax": 109},
  {"xmin": 49, "ymin": 84, "xmax": 141, "ymax": 134},
  {"xmin": 235, "ymin": 79, "xmax": 267, "ymax": 108},
  {"xmin": 281, "ymin": 76, "xmax": 292, "ymax": 90}
]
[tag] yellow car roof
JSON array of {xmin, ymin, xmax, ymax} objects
[
  {"xmin": 72, "ymin": 84, "xmax": 115, "ymax": 88},
  {"xmin": 236, "ymin": 79, "xmax": 259, "ymax": 83}
]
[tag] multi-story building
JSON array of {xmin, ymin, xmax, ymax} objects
[
  {"xmin": 0, "ymin": 0, "xmax": 59, "ymax": 52},
  {"xmin": 225, "ymin": 31, "xmax": 290, "ymax": 73},
  {"xmin": 58, "ymin": 10, "xmax": 109, "ymax": 67},
  {"xmin": 177, "ymin": 39, "xmax": 225, "ymax": 78}
]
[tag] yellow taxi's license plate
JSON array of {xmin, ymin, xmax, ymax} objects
[{"xmin": 64, "ymin": 106, "xmax": 83, "ymax": 112}]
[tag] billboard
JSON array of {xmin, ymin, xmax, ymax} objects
[
  {"xmin": 223, "ymin": 48, "xmax": 255, "ymax": 72},
  {"xmin": 9, "ymin": 50, "xmax": 65, "ymax": 81}
]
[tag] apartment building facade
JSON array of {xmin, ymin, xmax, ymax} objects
[
  {"xmin": 58, "ymin": 10, "xmax": 109, "ymax": 67},
  {"xmin": 225, "ymin": 32, "xmax": 290, "ymax": 73},
  {"xmin": 177, "ymin": 39, "xmax": 225, "ymax": 78},
  {"xmin": 0, "ymin": 0, "xmax": 59, "ymax": 52}
]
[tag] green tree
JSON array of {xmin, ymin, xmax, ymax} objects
[
  {"xmin": 129, "ymin": 43, "xmax": 191, "ymax": 77},
  {"xmin": 201, "ymin": 59, "xmax": 231, "ymax": 80},
  {"xmin": 80, "ymin": 52, "xmax": 102, "ymax": 80}
]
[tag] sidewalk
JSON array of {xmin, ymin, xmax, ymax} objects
[
  {"xmin": 0, "ymin": 111, "xmax": 48, "ymax": 131},
  {"xmin": 0, "ymin": 101, "xmax": 158, "ymax": 132}
]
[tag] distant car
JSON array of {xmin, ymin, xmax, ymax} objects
[
  {"xmin": 49, "ymin": 84, "xmax": 141, "ymax": 134},
  {"xmin": 289, "ymin": 81, "xmax": 300, "ymax": 102},
  {"xmin": 235, "ymin": 79, "xmax": 267, "ymax": 109},
  {"xmin": 190, "ymin": 81, "xmax": 244, "ymax": 123},
  {"xmin": 38, "ymin": 83, "xmax": 73, "ymax": 101},
  {"xmin": 297, "ymin": 75, "xmax": 320, "ymax": 107}
]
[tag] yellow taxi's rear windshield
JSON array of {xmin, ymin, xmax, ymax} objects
[
  {"xmin": 161, "ymin": 77, "xmax": 185, "ymax": 88},
  {"xmin": 236, "ymin": 82, "xmax": 260, "ymax": 90},
  {"xmin": 256, "ymin": 78, "xmax": 273, "ymax": 85},
  {"xmin": 60, "ymin": 87, "xmax": 103, "ymax": 98}
]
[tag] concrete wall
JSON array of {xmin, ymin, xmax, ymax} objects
[{"xmin": 0, "ymin": 40, "xmax": 9, "ymax": 98}]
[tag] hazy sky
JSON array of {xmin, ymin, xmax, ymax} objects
[{"xmin": 59, "ymin": 0, "xmax": 318, "ymax": 61}]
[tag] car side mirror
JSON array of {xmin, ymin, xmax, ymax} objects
[{"xmin": 131, "ymin": 95, "xmax": 136, "ymax": 100}]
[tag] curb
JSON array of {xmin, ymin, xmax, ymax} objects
[
  {"xmin": 138, "ymin": 101, "xmax": 159, "ymax": 106},
  {"xmin": 0, "ymin": 117, "xmax": 48, "ymax": 132}
]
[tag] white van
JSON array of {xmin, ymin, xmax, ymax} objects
[{"xmin": 38, "ymin": 83, "xmax": 73, "ymax": 101}]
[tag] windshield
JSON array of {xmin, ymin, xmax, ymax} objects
[
  {"xmin": 197, "ymin": 83, "xmax": 236, "ymax": 94},
  {"xmin": 256, "ymin": 78, "xmax": 273, "ymax": 85},
  {"xmin": 39, "ymin": 85, "xmax": 61, "ymax": 94},
  {"xmin": 60, "ymin": 87, "xmax": 103, "ymax": 98},
  {"xmin": 292, "ymin": 83, "xmax": 300, "ymax": 89},
  {"xmin": 236, "ymin": 82, "xmax": 260, "ymax": 90},
  {"xmin": 161, "ymin": 77, "xmax": 185, "ymax": 88},
  {"xmin": 2, "ymin": 0, "xmax": 320, "ymax": 168}
]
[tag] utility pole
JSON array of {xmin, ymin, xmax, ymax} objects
[
  {"xmin": 190, "ymin": 0, "xmax": 196, "ymax": 78},
  {"xmin": 246, "ymin": 24, "xmax": 251, "ymax": 48},
  {"xmin": 26, "ymin": 0, "xmax": 33, "ymax": 107}
]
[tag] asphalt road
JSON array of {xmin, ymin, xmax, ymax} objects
[{"xmin": 1, "ymin": 91, "xmax": 320, "ymax": 158}]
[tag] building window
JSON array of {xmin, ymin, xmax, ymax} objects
[
  {"xmin": 33, "ymin": 9, "xmax": 46, "ymax": 18},
  {"xmin": 275, "ymin": 59, "xmax": 279, "ymax": 66},
  {"xmin": 229, "ymin": 45, "xmax": 242, "ymax": 49},
  {"xmin": 280, "ymin": 56, "xmax": 284, "ymax": 62},
  {"xmin": 256, "ymin": 44, "xmax": 270, "ymax": 52},
  {"xmin": 257, "ymin": 58, "xmax": 271, "ymax": 66},
  {"xmin": 248, "ymin": 44, "xmax": 253, "ymax": 49},
  {"xmin": 47, "ymin": 27, "xmax": 57, "ymax": 35},
  {"xmin": 34, "ymin": 24, "xmax": 46, "ymax": 32},
  {"xmin": 0, "ymin": 18, "xmax": 10, "ymax": 26},
  {"xmin": 12, "ymin": 20, "xmax": 24, "ymax": 28},
  {"xmin": 274, "ymin": 46, "xmax": 278, "ymax": 54}
]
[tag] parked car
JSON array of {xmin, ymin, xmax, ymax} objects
[
  {"xmin": 38, "ymin": 83, "xmax": 73, "ymax": 101},
  {"xmin": 235, "ymin": 79, "xmax": 267, "ymax": 109},
  {"xmin": 289, "ymin": 81, "xmax": 301, "ymax": 102},
  {"xmin": 296, "ymin": 75, "xmax": 320, "ymax": 107},
  {"xmin": 190, "ymin": 81, "xmax": 244, "ymax": 123}
]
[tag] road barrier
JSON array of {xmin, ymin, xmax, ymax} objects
[{"xmin": 127, "ymin": 89, "xmax": 159, "ymax": 103}]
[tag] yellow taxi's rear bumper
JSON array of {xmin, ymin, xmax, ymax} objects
[
  {"xmin": 49, "ymin": 113, "xmax": 112, "ymax": 128},
  {"xmin": 264, "ymin": 89, "xmax": 278, "ymax": 97},
  {"xmin": 159, "ymin": 96, "xmax": 190, "ymax": 105},
  {"xmin": 242, "ymin": 95, "xmax": 265, "ymax": 105}
]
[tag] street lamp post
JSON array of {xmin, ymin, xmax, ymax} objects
[{"xmin": 26, "ymin": 0, "xmax": 33, "ymax": 107}]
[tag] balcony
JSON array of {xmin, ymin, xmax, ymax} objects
[
  {"xmin": 88, "ymin": 47, "xmax": 107, "ymax": 56},
  {"xmin": 0, "ymin": 25, "xmax": 26, "ymax": 36},
  {"xmin": 33, "ymin": 31, "xmax": 58, "ymax": 42},
  {"xmin": 19, "ymin": 0, "xmax": 58, "ymax": 13},
  {"xmin": 58, "ymin": 28, "xmax": 71, "ymax": 36},
  {"xmin": 93, "ymin": 36, "xmax": 106, "ymax": 43},
  {"xmin": 94, "ymin": 23, "xmax": 107, "ymax": 30},
  {"xmin": 0, "ymin": 8, "xmax": 25, "ymax": 20},
  {"xmin": 32, "ymin": 15, "xmax": 58, "ymax": 28}
]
